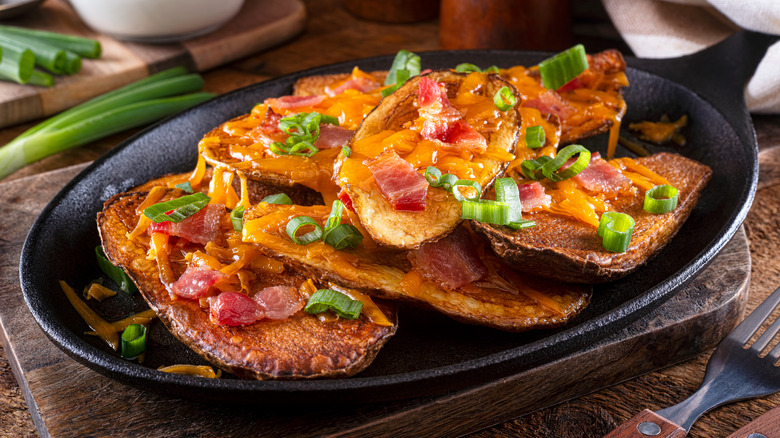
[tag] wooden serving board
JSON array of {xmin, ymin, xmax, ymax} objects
[
  {"xmin": 0, "ymin": 164, "xmax": 750, "ymax": 437},
  {"xmin": 0, "ymin": 0, "xmax": 306, "ymax": 129}
]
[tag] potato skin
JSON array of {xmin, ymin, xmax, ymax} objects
[
  {"xmin": 343, "ymin": 70, "xmax": 521, "ymax": 249},
  {"xmin": 474, "ymin": 153, "xmax": 712, "ymax": 283},
  {"xmin": 97, "ymin": 181, "xmax": 397, "ymax": 380}
]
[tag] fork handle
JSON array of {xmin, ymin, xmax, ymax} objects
[
  {"xmin": 604, "ymin": 410, "xmax": 686, "ymax": 438},
  {"xmin": 726, "ymin": 405, "xmax": 780, "ymax": 438}
]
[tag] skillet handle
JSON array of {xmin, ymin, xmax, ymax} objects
[
  {"xmin": 604, "ymin": 410, "xmax": 686, "ymax": 438},
  {"xmin": 629, "ymin": 30, "xmax": 779, "ymax": 103}
]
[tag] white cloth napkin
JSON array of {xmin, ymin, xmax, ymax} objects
[{"xmin": 602, "ymin": 0, "xmax": 780, "ymax": 113}]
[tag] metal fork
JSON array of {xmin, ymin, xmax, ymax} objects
[{"xmin": 606, "ymin": 285, "xmax": 780, "ymax": 437}]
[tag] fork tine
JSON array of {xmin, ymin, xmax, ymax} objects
[
  {"xmin": 729, "ymin": 285, "xmax": 780, "ymax": 345},
  {"xmin": 751, "ymin": 312, "xmax": 780, "ymax": 352}
]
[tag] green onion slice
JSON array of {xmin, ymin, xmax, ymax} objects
[
  {"xmin": 525, "ymin": 125, "xmax": 546, "ymax": 149},
  {"xmin": 424, "ymin": 166, "xmax": 443, "ymax": 185},
  {"xmin": 121, "ymin": 324, "xmax": 147, "ymax": 359},
  {"xmin": 461, "ymin": 199, "xmax": 509, "ymax": 224},
  {"xmin": 286, "ymin": 216, "xmax": 323, "ymax": 245},
  {"xmin": 230, "ymin": 206, "xmax": 245, "ymax": 232},
  {"xmin": 597, "ymin": 211, "xmax": 635, "ymax": 253},
  {"xmin": 341, "ymin": 145, "xmax": 352, "ymax": 157},
  {"xmin": 439, "ymin": 174, "xmax": 458, "ymax": 192},
  {"xmin": 95, "ymin": 246, "xmax": 137, "ymax": 294},
  {"xmin": 541, "ymin": 144, "xmax": 591, "ymax": 182},
  {"xmin": 452, "ymin": 179, "xmax": 482, "ymax": 202},
  {"xmin": 538, "ymin": 44, "xmax": 589, "ymax": 91},
  {"xmin": 324, "ymin": 200, "xmax": 345, "ymax": 231},
  {"xmin": 644, "ymin": 185, "xmax": 679, "ymax": 214},
  {"xmin": 304, "ymin": 289, "xmax": 363, "ymax": 319},
  {"xmin": 455, "ymin": 63, "xmax": 482, "ymax": 73},
  {"xmin": 143, "ymin": 192, "xmax": 210, "ymax": 223},
  {"xmin": 322, "ymin": 224, "xmax": 363, "ymax": 250},
  {"xmin": 261, "ymin": 193, "xmax": 293, "ymax": 205},
  {"xmin": 507, "ymin": 219, "xmax": 537, "ymax": 230},
  {"xmin": 495, "ymin": 177, "xmax": 524, "ymax": 224},
  {"xmin": 493, "ymin": 86, "xmax": 517, "ymax": 111},
  {"xmin": 384, "ymin": 49, "xmax": 421, "ymax": 87},
  {"xmin": 520, "ymin": 156, "xmax": 552, "ymax": 181},
  {"xmin": 174, "ymin": 181, "xmax": 193, "ymax": 193}
]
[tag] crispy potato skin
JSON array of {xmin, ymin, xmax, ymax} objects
[
  {"xmin": 244, "ymin": 204, "xmax": 591, "ymax": 332},
  {"xmin": 474, "ymin": 153, "xmax": 712, "ymax": 283},
  {"xmin": 344, "ymin": 70, "xmax": 521, "ymax": 249},
  {"xmin": 97, "ymin": 184, "xmax": 396, "ymax": 379}
]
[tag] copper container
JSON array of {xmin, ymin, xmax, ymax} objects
[
  {"xmin": 439, "ymin": 0, "xmax": 572, "ymax": 50},
  {"xmin": 343, "ymin": 0, "xmax": 439, "ymax": 23}
]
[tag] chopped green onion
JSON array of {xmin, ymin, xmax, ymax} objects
[
  {"xmin": 0, "ymin": 25, "xmax": 101, "ymax": 58},
  {"xmin": 382, "ymin": 50, "xmax": 421, "ymax": 97},
  {"xmin": 424, "ymin": 166, "xmax": 460, "ymax": 191},
  {"xmin": 0, "ymin": 45, "xmax": 33, "ymax": 84},
  {"xmin": 120, "ymin": 324, "xmax": 147, "ymax": 359},
  {"xmin": 286, "ymin": 216, "xmax": 323, "ymax": 245},
  {"xmin": 174, "ymin": 181, "xmax": 193, "ymax": 193},
  {"xmin": 520, "ymin": 156, "xmax": 552, "ymax": 180},
  {"xmin": 598, "ymin": 211, "xmax": 635, "ymax": 253},
  {"xmin": 63, "ymin": 51, "xmax": 82, "ymax": 75},
  {"xmin": 230, "ymin": 206, "xmax": 245, "ymax": 232},
  {"xmin": 644, "ymin": 185, "xmax": 678, "ymax": 214},
  {"xmin": 493, "ymin": 86, "xmax": 517, "ymax": 111},
  {"xmin": 324, "ymin": 200, "xmax": 345, "ymax": 231},
  {"xmin": 461, "ymin": 199, "xmax": 509, "ymax": 224},
  {"xmin": 455, "ymin": 63, "xmax": 481, "ymax": 73},
  {"xmin": 271, "ymin": 111, "xmax": 338, "ymax": 157},
  {"xmin": 143, "ymin": 192, "xmax": 210, "ymax": 223},
  {"xmin": 322, "ymin": 224, "xmax": 363, "ymax": 250},
  {"xmin": 541, "ymin": 144, "xmax": 591, "ymax": 182},
  {"xmin": 304, "ymin": 289, "xmax": 363, "ymax": 319},
  {"xmin": 95, "ymin": 246, "xmax": 137, "ymax": 294},
  {"xmin": 451, "ymin": 179, "xmax": 482, "ymax": 202},
  {"xmin": 495, "ymin": 177, "xmax": 523, "ymax": 224},
  {"xmin": 538, "ymin": 44, "xmax": 589, "ymax": 91},
  {"xmin": 525, "ymin": 125, "xmax": 545, "ymax": 149},
  {"xmin": 494, "ymin": 177, "xmax": 537, "ymax": 229},
  {"xmin": 27, "ymin": 70, "xmax": 53, "ymax": 87},
  {"xmin": 424, "ymin": 166, "xmax": 443, "ymax": 185},
  {"xmin": 0, "ymin": 33, "xmax": 66, "ymax": 74},
  {"xmin": 454, "ymin": 63, "xmax": 499, "ymax": 73},
  {"xmin": 341, "ymin": 145, "xmax": 352, "ymax": 157},
  {"xmin": 261, "ymin": 193, "xmax": 292, "ymax": 205}
]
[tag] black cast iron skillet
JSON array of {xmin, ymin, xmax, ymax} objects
[{"xmin": 20, "ymin": 31, "xmax": 779, "ymax": 404}]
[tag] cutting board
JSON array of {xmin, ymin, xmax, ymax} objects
[
  {"xmin": 0, "ymin": 164, "xmax": 750, "ymax": 437},
  {"xmin": 0, "ymin": 0, "xmax": 306, "ymax": 129}
]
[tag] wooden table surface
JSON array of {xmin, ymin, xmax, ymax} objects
[{"xmin": 3, "ymin": 1, "xmax": 780, "ymax": 436}]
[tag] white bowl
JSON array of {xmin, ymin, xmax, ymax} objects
[{"xmin": 69, "ymin": 0, "xmax": 245, "ymax": 43}]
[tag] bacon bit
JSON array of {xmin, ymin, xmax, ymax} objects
[
  {"xmin": 556, "ymin": 77, "xmax": 583, "ymax": 93},
  {"xmin": 148, "ymin": 204, "xmax": 224, "ymax": 245},
  {"xmin": 266, "ymin": 95, "xmax": 326, "ymax": 111},
  {"xmin": 171, "ymin": 265, "xmax": 227, "ymax": 300},
  {"xmin": 366, "ymin": 149, "xmax": 428, "ymax": 211},
  {"xmin": 409, "ymin": 227, "xmax": 488, "ymax": 290},
  {"xmin": 256, "ymin": 107, "xmax": 283, "ymax": 134},
  {"xmin": 338, "ymin": 189, "xmax": 355, "ymax": 212},
  {"xmin": 572, "ymin": 154, "xmax": 632, "ymax": 195},
  {"xmin": 314, "ymin": 125, "xmax": 354, "ymax": 149},
  {"xmin": 522, "ymin": 90, "xmax": 575, "ymax": 120},
  {"xmin": 325, "ymin": 77, "xmax": 380, "ymax": 97},
  {"xmin": 517, "ymin": 182, "xmax": 551, "ymax": 211},
  {"xmin": 417, "ymin": 77, "xmax": 488, "ymax": 153},
  {"xmin": 208, "ymin": 291, "xmax": 262, "ymax": 326},
  {"xmin": 252, "ymin": 285, "xmax": 305, "ymax": 320}
]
